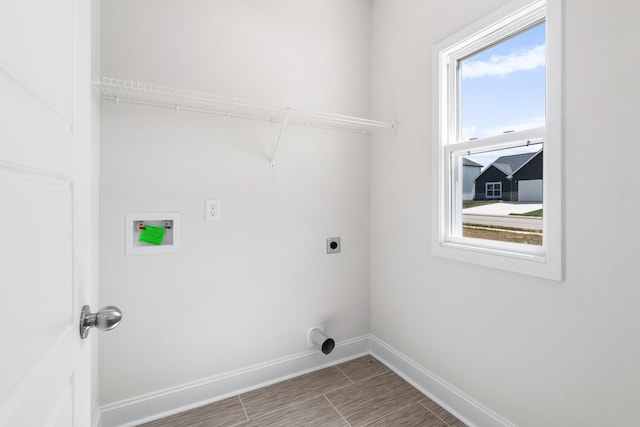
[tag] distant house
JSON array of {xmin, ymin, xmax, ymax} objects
[
  {"xmin": 473, "ymin": 149, "xmax": 543, "ymax": 202},
  {"xmin": 462, "ymin": 158, "xmax": 483, "ymax": 200}
]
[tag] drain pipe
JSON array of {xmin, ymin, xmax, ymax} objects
[{"xmin": 308, "ymin": 327, "xmax": 335, "ymax": 355}]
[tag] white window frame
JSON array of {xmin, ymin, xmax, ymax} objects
[
  {"xmin": 431, "ymin": 0, "xmax": 563, "ymax": 280},
  {"xmin": 486, "ymin": 182, "xmax": 502, "ymax": 199}
]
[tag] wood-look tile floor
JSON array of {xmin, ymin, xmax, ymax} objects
[{"xmin": 138, "ymin": 356, "xmax": 467, "ymax": 427}]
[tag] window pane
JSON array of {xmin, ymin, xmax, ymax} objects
[
  {"xmin": 459, "ymin": 22, "xmax": 545, "ymax": 141},
  {"xmin": 459, "ymin": 144, "xmax": 543, "ymax": 246}
]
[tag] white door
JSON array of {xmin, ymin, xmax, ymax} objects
[{"xmin": 0, "ymin": 0, "xmax": 93, "ymax": 426}]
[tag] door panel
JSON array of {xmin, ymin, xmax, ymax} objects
[
  {"xmin": 0, "ymin": 0, "xmax": 75, "ymax": 124},
  {"xmin": 3, "ymin": 330, "xmax": 77, "ymax": 426},
  {"xmin": 0, "ymin": 0, "xmax": 91, "ymax": 425},
  {"xmin": 0, "ymin": 165, "xmax": 73, "ymax": 403}
]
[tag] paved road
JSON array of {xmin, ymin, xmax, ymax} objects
[{"xmin": 463, "ymin": 213, "xmax": 542, "ymax": 231}]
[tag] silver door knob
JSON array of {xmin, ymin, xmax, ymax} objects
[{"xmin": 79, "ymin": 305, "xmax": 122, "ymax": 339}]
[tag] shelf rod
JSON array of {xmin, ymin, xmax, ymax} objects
[
  {"xmin": 270, "ymin": 108, "xmax": 291, "ymax": 167},
  {"xmin": 101, "ymin": 95, "xmax": 280, "ymax": 124},
  {"xmin": 102, "ymin": 94, "xmax": 384, "ymax": 135},
  {"xmin": 98, "ymin": 77, "xmax": 397, "ymax": 132},
  {"xmin": 98, "ymin": 77, "xmax": 399, "ymax": 166}
]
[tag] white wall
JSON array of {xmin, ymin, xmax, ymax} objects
[
  {"xmin": 370, "ymin": 1, "xmax": 640, "ymax": 426},
  {"xmin": 100, "ymin": 0, "xmax": 372, "ymax": 404},
  {"xmin": 100, "ymin": 1, "xmax": 640, "ymax": 423}
]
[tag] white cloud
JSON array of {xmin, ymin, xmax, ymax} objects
[{"xmin": 461, "ymin": 44, "xmax": 545, "ymax": 79}]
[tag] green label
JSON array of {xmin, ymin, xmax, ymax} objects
[{"xmin": 139, "ymin": 225, "xmax": 166, "ymax": 245}]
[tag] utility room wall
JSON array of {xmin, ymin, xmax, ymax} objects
[
  {"xmin": 100, "ymin": 0, "xmax": 372, "ymax": 404},
  {"xmin": 370, "ymin": 1, "xmax": 640, "ymax": 426}
]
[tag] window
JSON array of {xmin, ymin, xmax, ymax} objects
[
  {"xmin": 486, "ymin": 182, "xmax": 502, "ymax": 199},
  {"xmin": 431, "ymin": 0, "xmax": 563, "ymax": 280}
]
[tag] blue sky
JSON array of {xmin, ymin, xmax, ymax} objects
[{"xmin": 461, "ymin": 22, "xmax": 545, "ymax": 167}]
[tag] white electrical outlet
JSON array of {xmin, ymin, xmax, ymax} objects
[{"xmin": 205, "ymin": 199, "xmax": 221, "ymax": 221}]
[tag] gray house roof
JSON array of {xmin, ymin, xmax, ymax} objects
[
  {"xmin": 507, "ymin": 149, "xmax": 543, "ymax": 179},
  {"xmin": 491, "ymin": 152, "xmax": 538, "ymax": 176},
  {"xmin": 473, "ymin": 149, "xmax": 543, "ymax": 182},
  {"xmin": 463, "ymin": 158, "xmax": 483, "ymax": 168}
]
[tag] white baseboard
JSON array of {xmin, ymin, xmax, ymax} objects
[
  {"xmin": 100, "ymin": 335, "xmax": 370, "ymax": 427},
  {"xmin": 369, "ymin": 335, "xmax": 515, "ymax": 427},
  {"xmin": 100, "ymin": 335, "xmax": 513, "ymax": 427}
]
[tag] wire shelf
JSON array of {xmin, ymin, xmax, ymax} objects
[{"xmin": 99, "ymin": 76, "xmax": 396, "ymax": 134}]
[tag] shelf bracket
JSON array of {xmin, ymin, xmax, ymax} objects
[{"xmin": 270, "ymin": 107, "xmax": 291, "ymax": 167}]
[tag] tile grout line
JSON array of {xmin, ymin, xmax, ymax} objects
[
  {"xmin": 236, "ymin": 366, "xmax": 350, "ymax": 421},
  {"xmin": 237, "ymin": 395, "xmax": 250, "ymax": 422},
  {"xmin": 234, "ymin": 362, "xmax": 384, "ymax": 426},
  {"xmin": 322, "ymin": 394, "xmax": 352, "ymax": 427},
  {"xmin": 334, "ymin": 365, "xmax": 355, "ymax": 385},
  {"xmin": 319, "ymin": 368, "xmax": 395, "ymax": 401},
  {"xmin": 417, "ymin": 399, "xmax": 454, "ymax": 426},
  {"xmin": 239, "ymin": 390, "xmax": 348, "ymax": 423},
  {"xmin": 359, "ymin": 369, "xmax": 394, "ymax": 382}
]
